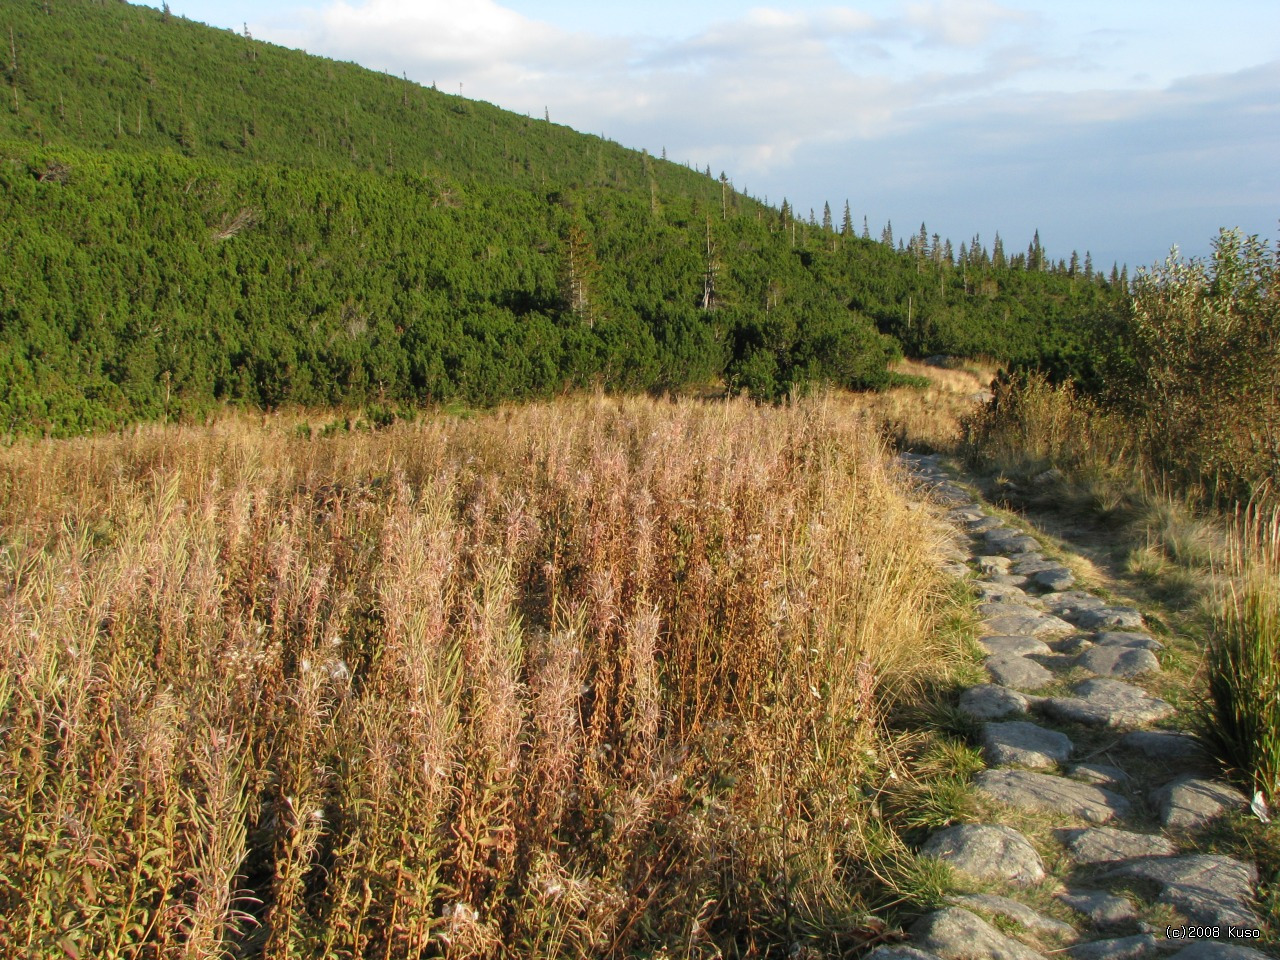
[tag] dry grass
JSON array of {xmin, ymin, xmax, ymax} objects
[
  {"xmin": 846, "ymin": 358, "xmax": 997, "ymax": 453},
  {"xmin": 0, "ymin": 393, "xmax": 966, "ymax": 958}
]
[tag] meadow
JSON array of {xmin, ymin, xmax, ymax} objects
[{"xmin": 0, "ymin": 394, "xmax": 970, "ymax": 958}]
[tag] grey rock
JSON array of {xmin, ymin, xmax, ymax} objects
[
  {"xmin": 983, "ymin": 612, "xmax": 1076, "ymax": 638},
  {"xmin": 980, "ymin": 635, "xmax": 1052, "ymax": 657},
  {"xmin": 985, "ymin": 527, "xmax": 1033, "ymax": 549},
  {"xmin": 1057, "ymin": 889, "xmax": 1138, "ymax": 928},
  {"xmin": 1041, "ymin": 592, "xmax": 1108, "ymax": 617},
  {"xmin": 1094, "ymin": 631, "xmax": 1164, "ymax": 651},
  {"xmin": 959, "ymin": 684, "xmax": 1031, "ymax": 720},
  {"xmin": 1150, "ymin": 776, "xmax": 1248, "ymax": 829},
  {"xmin": 1051, "ymin": 634, "xmax": 1094, "ymax": 655},
  {"xmin": 1075, "ymin": 646, "xmax": 1161, "ymax": 679},
  {"xmin": 1063, "ymin": 935, "xmax": 1156, "ymax": 960},
  {"xmin": 969, "ymin": 516, "xmax": 1006, "ymax": 533},
  {"xmin": 911, "ymin": 907, "xmax": 1049, "ymax": 960},
  {"xmin": 1036, "ymin": 679, "xmax": 1174, "ymax": 729},
  {"xmin": 1100, "ymin": 855, "xmax": 1258, "ymax": 929},
  {"xmin": 979, "ymin": 601, "xmax": 1048, "ymax": 620},
  {"xmin": 1003, "ymin": 536, "xmax": 1043, "ymax": 555},
  {"xmin": 977, "ymin": 555, "xmax": 1013, "ymax": 574},
  {"xmin": 950, "ymin": 894, "xmax": 1077, "ymax": 939},
  {"xmin": 949, "ymin": 506, "xmax": 985, "ymax": 522},
  {"xmin": 1168, "ymin": 944, "xmax": 1273, "ymax": 960},
  {"xmin": 976, "ymin": 584, "xmax": 1035, "ymax": 604},
  {"xmin": 1072, "ymin": 607, "xmax": 1145, "ymax": 631},
  {"xmin": 975, "ymin": 769, "xmax": 1130, "ymax": 823},
  {"xmin": 986, "ymin": 655, "xmax": 1057, "ymax": 690},
  {"xmin": 932, "ymin": 484, "xmax": 975, "ymax": 506},
  {"xmin": 984, "ymin": 530, "xmax": 1043, "ymax": 556},
  {"xmin": 983, "ymin": 721, "xmax": 1074, "ymax": 768},
  {"xmin": 920, "ymin": 824, "xmax": 1046, "ymax": 886},
  {"xmin": 1034, "ymin": 568, "xmax": 1077, "ymax": 591},
  {"xmin": 1014, "ymin": 558, "xmax": 1069, "ymax": 576},
  {"xmin": 1055, "ymin": 827, "xmax": 1177, "ymax": 864},
  {"xmin": 944, "ymin": 563, "xmax": 972, "ymax": 579},
  {"xmin": 1067, "ymin": 763, "xmax": 1131, "ymax": 788},
  {"xmin": 865, "ymin": 948, "xmax": 948, "ymax": 960},
  {"xmin": 990, "ymin": 574, "xmax": 1031, "ymax": 587},
  {"xmin": 1121, "ymin": 731, "xmax": 1205, "ymax": 761}
]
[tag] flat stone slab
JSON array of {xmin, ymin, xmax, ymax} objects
[
  {"xmin": 960, "ymin": 684, "xmax": 1030, "ymax": 720},
  {"xmin": 980, "ymin": 600, "xmax": 1049, "ymax": 620},
  {"xmin": 866, "ymin": 948, "xmax": 947, "ymax": 960},
  {"xmin": 1036, "ymin": 679, "xmax": 1174, "ymax": 729},
  {"xmin": 990, "ymin": 574, "xmax": 1030, "ymax": 587},
  {"xmin": 1100, "ymin": 855, "xmax": 1259, "ymax": 929},
  {"xmin": 1041, "ymin": 592, "xmax": 1107, "ymax": 617},
  {"xmin": 1121, "ymin": 731, "xmax": 1205, "ymax": 761},
  {"xmin": 977, "ymin": 555, "xmax": 1013, "ymax": 574},
  {"xmin": 1094, "ymin": 631, "xmax": 1163, "ymax": 651},
  {"xmin": 943, "ymin": 562, "xmax": 971, "ymax": 578},
  {"xmin": 969, "ymin": 516, "xmax": 1006, "ymax": 533},
  {"xmin": 1075, "ymin": 646, "xmax": 1160, "ymax": 678},
  {"xmin": 976, "ymin": 584, "xmax": 1035, "ymax": 604},
  {"xmin": 975, "ymin": 770, "xmax": 1130, "ymax": 823},
  {"xmin": 986, "ymin": 655, "xmax": 1057, "ymax": 690},
  {"xmin": 1067, "ymin": 763, "xmax": 1131, "ymax": 788},
  {"xmin": 983, "ymin": 613, "xmax": 1075, "ymax": 638},
  {"xmin": 1055, "ymin": 827, "xmax": 1177, "ymax": 864},
  {"xmin": 1013, "ymin": 558, "xmax": 1069, "ymax": 576},
  {"xmin": 1063, "ymin": 935, "xmax": 1156, "ymax": 960},
  {"xmin": 911, "ymin": 907, "xmax": 1049, "ymax": 960},
  {"xmin": 983, "ymin": 721, "xmax": 1074, "ymax": 768},
  {"xmin": 1034, "ymin": 568, "xmax": 1076, "ymax": 591},
  {"xmin": 949, "ymin": 506, "xmax": 985, "ymax": 522},
  {"xmin": 1071, "ymin": 607, "xmax": 1145, "ymax": 631},
  {"xmin": 930, "ymin": 484, "xmax": 975, "ymax": 506},
  {"xmin": 920, "ymin": 824, "xmax": 1046, "ymax": 886},
  {"xmin": 1168, "ymin": 944, "xmax": 1272, "ymax": 960},
  {"xmin": 980, "ymin": 635, "xmax": 1052, "ymax": 657},
  {"xmin": 1057, "ymin": 889, "xmax": 1138, "ymax": 928},
  {"xmin": 1150, "ymin": 776, "xmax": 1248, "ymax": 829},
  {"xmin": 950, "ymin": 894, "xmax": 1077, "ymax": 939}
]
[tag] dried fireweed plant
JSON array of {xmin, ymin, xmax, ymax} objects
[{"xmin": 0, "ymin": 393, "xmax": 964, "ymax": 958}]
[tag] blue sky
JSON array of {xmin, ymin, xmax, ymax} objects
[{"xmin": 148, "ymin": 1, "xmax": 1278, "ymax": 269}]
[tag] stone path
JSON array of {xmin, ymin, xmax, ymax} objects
[{"xmin": 873, "ymin": 453, "xmax": 1270, "ymax": 960}]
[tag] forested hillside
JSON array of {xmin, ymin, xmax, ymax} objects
[{"xmin": 1, "ymin": 0, "xmax": 1125, "ymax": 435}]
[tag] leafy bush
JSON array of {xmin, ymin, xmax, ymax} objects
[{"xmin": 1108, "ymin": 229, "xmax": 1280, "ymax": 501}]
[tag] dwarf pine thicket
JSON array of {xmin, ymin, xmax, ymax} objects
[{"xmin": 0, "ymin": 0, "xmax": 1127, "ymax": 436}]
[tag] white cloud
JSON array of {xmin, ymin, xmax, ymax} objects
[{"xmin": 254, "ymin": 0, "xmax": 1279, "ymax": 266}]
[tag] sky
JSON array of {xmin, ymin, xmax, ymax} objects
[{"xmin": 146, "ymin": 0, "xmax": 1279, "ymax": 270}]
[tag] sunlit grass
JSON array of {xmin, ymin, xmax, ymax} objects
[{"xmin": 0, "ymin": 393, "xmax": 968, "ymax": 958}]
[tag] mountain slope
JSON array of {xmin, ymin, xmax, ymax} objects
[{"xmin": 0, "ymin": 0, "xmax": 1122, "ymax": 436}]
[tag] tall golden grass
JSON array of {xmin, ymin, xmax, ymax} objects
[{"xmin": 0, "ymin": 394, "xmax": 962, "ymax": 958}]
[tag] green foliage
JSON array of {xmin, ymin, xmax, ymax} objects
[
  {"xmin": 1106, "ymin": 230, "xmax": 1280, "ymax": 499},
  {"xmin": 0, "ymin": 0, "xmax": 1127, "ymax": 435},
  {"xmin": 1197, "ymin": 508, "xmax": 1280, "ymax": 809}
]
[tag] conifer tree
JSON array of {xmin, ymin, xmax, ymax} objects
[
  {"xmin": 841, "ymin": 200, "xmax": 853, "ymax": 237},
  {"xmin": 822, "ymin": 201, "xmax": 832, "ymax": 233}
]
